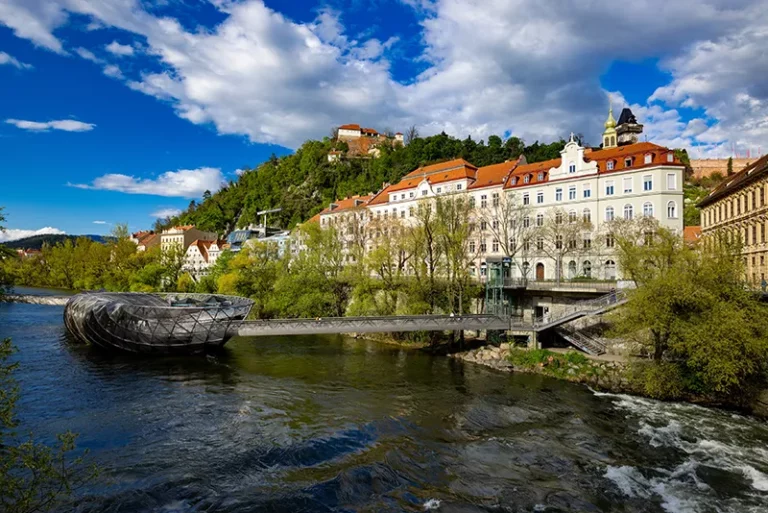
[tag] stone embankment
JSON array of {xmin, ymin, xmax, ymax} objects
[
  {"xmin": 0, "ymin": 294, "xmax": 70, "ymax": 306},
  {"xmin": 451, "ymin": 343, "xmax": 630, "ymax": 391}
]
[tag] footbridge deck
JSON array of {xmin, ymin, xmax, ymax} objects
[{"xmin": 236, "ymin": 314, "xmax": 511, "ymax": 337}]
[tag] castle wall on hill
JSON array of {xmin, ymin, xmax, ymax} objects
[{"xmin": 691, "ymin": 158, "xmax": 753, "ymax": 179}]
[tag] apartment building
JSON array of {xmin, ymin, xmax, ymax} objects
[
  {"xmin": 160, "ymin": 225, "xmax": 218, "ymax": 253},
  {"xmin": 698, "ymin": 154, "xmax": 768, "ymax": 284},
  {"xmin": 316, "ymin": 110, "xmax": 685, "ymax": 282}
]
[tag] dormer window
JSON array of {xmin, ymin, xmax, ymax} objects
[
  {"xmin": 667, "ymin": 153, "xmax": 674, "ymax": 162},
  {"xmin": 625, "ymin": 157, "xmax": 633, "ymax": 168},
  {"xmin": 607, "ymin": 160, "xmax": 615, "ymax": 171},
  {"xmin": 511, "ymin": 177, "xmax": 518, "ymax": 185},
  {"xmin": 524, "ymin": 174, "xmax": 531, "ymax": 184},
  {"xmin": 644, "ymin": 154, "xmax": 653, "ymax": 164},
  {"xmin": 538, "ymin": 171, "xmax": 545, "ymax": 180},
  {"xmin": 568, "ymin": 162, "xmax": 576, "ymax": 173}
]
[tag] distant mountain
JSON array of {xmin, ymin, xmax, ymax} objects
[{"xmin": 4, "ymin": 234, "xmax": 111, "ymax": 250}]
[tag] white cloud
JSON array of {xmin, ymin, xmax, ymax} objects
[
  {"xmin": 1, "ymin": 0, "xmax": 766, "ymax": 154},
  {"xmin": 105, "ymin": 40, "xmax": 133, "ymax": 57},
  {"xmin": 92, "ymin": 220, "xmax": 108, "ymax": 225},
  {"xmin": 0, "ymin": 226, "xmax": 65, "ymax": 243},
  {"xmin": 5, "ymin": 118, "xmax": 96, "ymax": 132},
  {"xmin": 0, "ymin": 51, "xmax": 32, "ymax": 69},
  {"xmin": 103, "ymin": 64, "xmax": 123, "ymax": 79},
  {"xmin": 71, "ymin": 167, "xmax": 225, "ymax": 198},
  {"xmin": 74, "ymin": 47, "xmax": 101, "ymax": 63},
  {"xmin": 150, "ymin": 208, "xmax": 181, "ymax": 218},
  {"xmin": 234, "ymin": 168, "xmax": 245, "ymax": 176}
]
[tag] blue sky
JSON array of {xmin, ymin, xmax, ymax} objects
[{"xmin": 1, "ymin": 0, "xmax": 766, "ymax": 240}]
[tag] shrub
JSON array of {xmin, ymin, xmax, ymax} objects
[{"xmin": 633, "ymin": 361, "xmax": 686, "ymax": 400}]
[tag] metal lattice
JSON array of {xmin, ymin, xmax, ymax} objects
[{"xmin": 64, "ymin": 292, "xmax": 253, "ymax": 354}]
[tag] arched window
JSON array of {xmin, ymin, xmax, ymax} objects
[
  {"xmin": 605, "ymin": 206, "xmax": 614, "ymax": 221},
  {"xmin": 667, "ymin": 201, "xmax": 677, "ymax": 219},
  {"xmin": 605, "ymin": 260, "xmax": 617, "ymax": 280},
  {"xmin": 568, "ymin": 260, "xmax": 577, "ymax": 278},
  {"xmin": 643, "ymin": 202, "xmax": 654, "ymax": 217},
  {"xmin": 569, "ymin": 162, "xmax": 576, "ymax": 173},
  {"xmin": 583, "ymin": 260, "xmax": 592, "ymax": 278},
  {"xmin": 582, "ymin": 208, "xmax": 591, "ymax": 223},
  {"xmin": 569, "ymin": 210, "xmax": 577, "ymax": 223},
  {"xmin": 624, "ymin": 204, "xmax": 634, "ymax": 220},
  {"xmin": 522, "ymin": 261, "xmax": 530, "ymax": 275},
  {"xmin": 524, "ymin": 174, "xmax": 531, "ymax": 184}
]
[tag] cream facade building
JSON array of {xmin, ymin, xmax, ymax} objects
[
  {"xmin": 160, "ymin": 225, "xmax": 218, "ymax": 253},
  {"xmin": 316, "ymin": 128, "xmax": 685, "ymax": 282},
  {"xmin": 182, "ymin": 239, "xmax": 227, "ymax": 278},
  {"xmin": 698, "ymin": 154, "xmax": 768, "ymax": 284}
]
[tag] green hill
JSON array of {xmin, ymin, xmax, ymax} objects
[
  {"xmin": 162, "ymin": 132, "xmax": 570, "ymax": 234},
  {"xmin": 4, "ymin": 234, "xmax": 110, "ymax": 250}
]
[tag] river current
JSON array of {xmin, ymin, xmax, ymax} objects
[{"xmin": 1, "ymin": 290, "xmax": 768, "ymax": 512}]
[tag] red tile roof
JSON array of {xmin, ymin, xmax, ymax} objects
[
  {"xmin": 684, "ymin": 226, "xmax": 702, "ymax": 244},
  {"xmin": 469, "ymin": 159, "xmax": 520, "ymax": 190},
  {"xmin": 318, "ymin": 194, "xmax": 374, "ymax": 215},
  {"xmin": 339, "ymin": 124, "xmax": 361, "ymax": 130}
]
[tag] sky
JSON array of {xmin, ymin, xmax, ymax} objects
[{"xmin": 1, "ymin": 0, "xmax": 767, "ymax": 240}]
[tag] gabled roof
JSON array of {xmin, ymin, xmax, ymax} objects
[
  {"xmin": 339, "ymin": 123, "xmax": 361, "ymax": 130},
  {"xmin": 138, "ymin": 233, "xmax": 159, "ymax": 248},
  {"xmin": 468, "ymin": 159, "xmax": 520, "ymax": 190},
  {"xmin": 318, "ymin": 194, "xmax": 374, "ymax": 215},
  {"xmin": 698, "ymin": 153, "xmax": 768, "ymax": 208}
]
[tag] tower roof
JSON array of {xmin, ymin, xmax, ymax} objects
[
  {"xmin": 604, "ymin": 106, "xmax": 616, "ymax": 129},
  {"xmin": 617, "ymin": 107, "xmax": 638, "ymax": 125}
]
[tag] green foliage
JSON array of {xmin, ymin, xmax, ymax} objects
[
  {"xmin": 683, "ymin": 183, "xmax": 708, "ymax": 226},
  {"xmin": 161, "ymin": 133, "xmax": 567, "ymax": 233},
  {"xmin": 629, "ymin": 361, "xmax": 685, "ymax": 401},
  {"xmin": 610, "ymin": 219, "xmax": 768, "ymax": 405},
  {"xmin": 0, "ymin": 339, "xmax": 99, "ymax": 512},
  {"xmin": 727, "ymin": 156, "xmax": 734, "ymax": 176}
]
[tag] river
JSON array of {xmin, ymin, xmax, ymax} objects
[{"xmin": 1, "ymin": 290, "xmax": 767, "ymax": 512}]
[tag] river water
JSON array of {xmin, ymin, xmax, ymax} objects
[{"xmin": 1, "ymin": 291, "xmax": 768, "ymax": 512}]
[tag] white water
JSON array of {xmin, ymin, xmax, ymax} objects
[{"xmin": 597, "ymin": 392, "xmax": 768, "ymax": 512}]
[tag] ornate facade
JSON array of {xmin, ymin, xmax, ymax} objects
[{"xmin": 698, "ymin": 154, "xmax": 768, "ymax": 284}]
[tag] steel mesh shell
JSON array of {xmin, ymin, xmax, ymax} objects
[{"xmin": 63, "ymin": 292, "xmax": 254, "ymax": 355}]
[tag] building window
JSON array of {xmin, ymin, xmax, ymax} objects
[
  {"xmin": 524, "ymin": 174, "xmax": 531, "ymax": 184},
  {"xmin": 583, "ymin": 208, "xmax": 591, "ymax": 223},
  {"xmin": 492, "ymin": 192, "xmax": 499, "ymax": 207},
  {"xmin": 624, "ymin": 204, "xmax": 634, "ymax": 220},
  {"xmin": 469, "ymin": 197, "xmax": 476, "ymax": 208},
  {"xmin": 556, "ymin": 211, "xmax": 563, "ymax": 224},
  {"xmin": 401, "ymin": 210, "xmax": 405, "ymax": 219},
  {"xmin": 583, "ymin": 260, "xmax": 592, "ymax": 278},
  {"xmin": 667, "ymin": 173, "xmax": 677, "ymax": 190},
  {"xmin": 537, "ymin": 191, "xmax": 544, "ymax": 204},
  {"xmin": 511, "ymin": 177, "xmax": 518, "ymax": 185},
  {"xmin": 569, "ymin": 186, "xmax": 576, "ymax": 200},
  {"xmin": 422, "ymin": 190, "xmax": 428, "ymax": 196},
  {"xmin": 555, "ymin": 188, "xmax": 563, "ymax": 201},
  {"xmin": 605, "ymin": 206, "xmax": 614, "ymax": 221},
  {"xmin": 538, "ymin": 171, "xmax": 545, "ymax": 180},
  {"xmin": 667, "ymin": 201, "xmax": 677, "ymax": 219},
  {"xmin": 569, "ymin": 162, "xmax": 576, "ymax": 173},
  {"xmin": 537, "ymin": 237, "xmax": 544, "ymax": 251},
  {"xmin": 605, "ymin": 260, "xmax": 617, "ymax": 280},
  {"xmin": 456, "ymin": 184, "xmax": 463, "ymax": 191},
  {"xmin": 583, "ymin": 184, "xmax": 591, "ymax": 198},
  {"xmin": 569, "ymin": 210, "xmax": 577, "ymax": 223},
  {"xmin": 643, "ymin": 175, "xmax": 652, "ymax": 191},
  {"xmin": 536, "ymin": 213, "xmax": 544, "ymax": 226},
  {"xmin": 492, "ymin": 239, "xmax": 499, "ymax": 253},
  {"xmin": 523, "ymin": 193, "xmax": 530, "ymax": 205},
  {"xmin": 583, "ymin": 235, "xmax": 592, "ymax": 249},
  {"xmin": 436, "ymin": 187, "xmax": 442, "ymax": 193},
  {"xmin": 623, "ymin": 177, "xmax": 633, "ymax": 194},
  {"xmin": 524, "ymin": 240, "xmax": 531, "ymax": 251},
  {"xmin": 606, "ymin": 235, "xmax": 615, "ymax": 248},
  {"xmin": 606, "ymin": 181, "xmax": 614, "ymax": 196},
  {"xmin": 469, "ymin": 241, "xmax": 476, "ymax": 253},
  {"xmin": 667, "ymin": 153, "xmax": 674, "ymax": 162},
  {"xmin": 481, "ymin": 195, "xmax": 487, "ymax": 208},
  {"xmin": 568, "ymin": 260, "xmax": 577, "ymax": 277},
  {"xmin": 523, "ymin": 216, "xmax": 530, "ymax": 228},
  {"xmin": 480, "ymin": 220, "xmax": 488, "ymax": 230},
  {"xmin": 409, "ymin": 207, "xmax": 414, "ymax": 217},
  {"xmin": 410, "ymin": 192, "xmax": 415, "ymax": 198},
  {"xmin": 480, "ymin": 240, "xmax": 487, "ymax": 253},
  {"xmin": 624, "ymin": 157, "xmax": 633, "ymax": 168},
  {"xmin": 644, "ymin": 154, "xmax": 652, "ymax": 164},
  {"xmin": 643, "ymin": 202, "xmax": 654, "ymax": 217},
  {"xmin": 607, "ymin": 160, "xmax": 615, "ymax": 171}
]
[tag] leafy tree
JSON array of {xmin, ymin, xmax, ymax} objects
[
  {"xmin": 610, "ymin": 219, "xmax": 768, "ymax": 404},
  {"xmin": 727, "ymin": 156, "xmax": 734, "ymax": 176}
]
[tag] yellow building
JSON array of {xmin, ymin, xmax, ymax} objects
[{"xmin": 698, "ymin": 154, "xmax": 768, "ymax": 284}]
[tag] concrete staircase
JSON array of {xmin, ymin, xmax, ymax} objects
[{"xmin": 555, "ymin": 326, "xmax": 607, "ymax": 356}]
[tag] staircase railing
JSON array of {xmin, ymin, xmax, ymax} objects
[
  {"xmin": 532, "ymin": 289, "xmax": 627, "ymax": 328},
  {"xmin": 555, "ymin": 326, "xmax": 607, "ymax": 355}
]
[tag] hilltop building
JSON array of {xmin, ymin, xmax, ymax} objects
[
  {"xmin": 698, "ymin": 154, "xmax": 768, "ymax": 284},
  {"xmin": 130, "ymin": 230, "xmax": 160, "ymax": 251},
  {"xmin": 329, "ymin": 123, "xmax": 404, "ymax": 161}
]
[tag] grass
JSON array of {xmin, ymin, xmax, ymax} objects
[{"xmin": 507, "ymin": 348, "xmax": 606, "ymax": 381}]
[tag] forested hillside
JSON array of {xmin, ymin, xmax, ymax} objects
[
  {"xmin": 4, "ymin": 234, "xmax": 109, "ymax": 250},
  {"xmin": 162, "ymin": 132, "xmax": 570, "ymax": 234}
]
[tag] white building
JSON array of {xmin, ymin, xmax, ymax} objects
[
  {"xmin": 315, "ymin": 111, "xmax": 685, "ymax": 282},
  {"xmin": 160, "ymin": 225, "xmax": 218, "ymax": 253},
  {"xmin": 183, "ymin": 239, "xmax": 227, "ymax": 278}
]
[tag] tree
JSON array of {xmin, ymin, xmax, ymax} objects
[
  {"xmin": 727, "ymin": 156, "xmax": 734, "ymax": 176},
  {"xmin": 404, "ymin": 125, "xmax": 418, "ymax": 146},
  {"xmin": 0, "ymin": 339, "xmax": 99, "ymax": 512},
  {"xmin": 609, "ymin": 219, "xmax": 768, "ymax": 404},
  {"xmin": 407, "ymin": 201, "xmax": 444, "ymax": 313},
  {"xmin": 0, "ymin": 208, "xmax": 14, "ymax": 292},
  {"xmin": 435, "ymin": 196, "xmax": 474, "ymax": 314},
  {"xmin": 536, "ymin": 207, "xmax": 592, "ymax": 283},
  {"xmin": 476, "ymin": 191, "xmax": 535, "ymax": 280}
]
